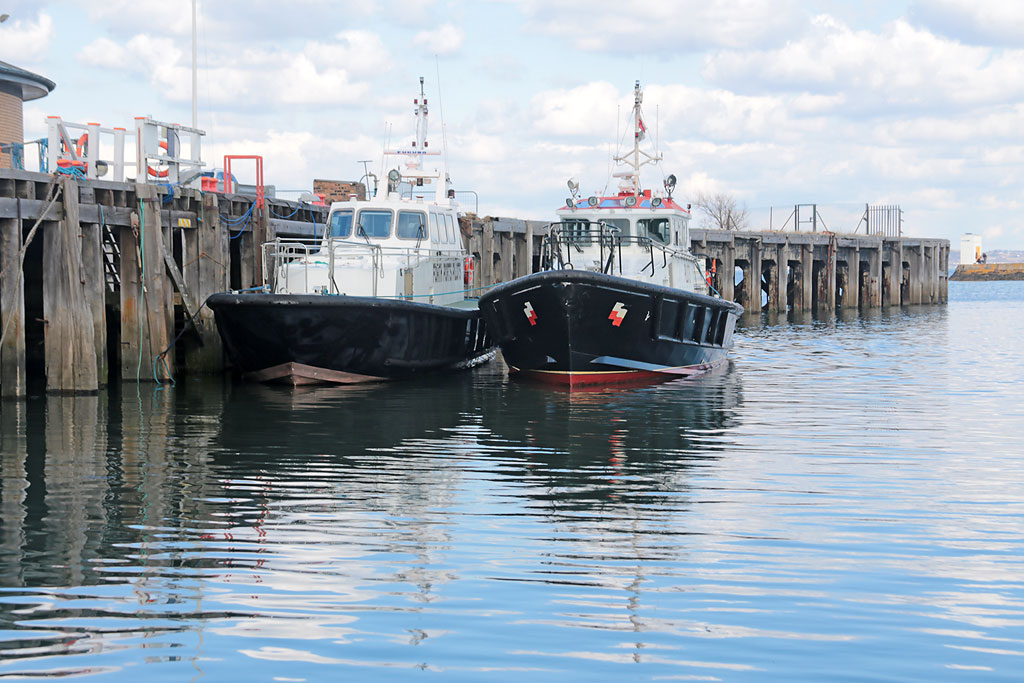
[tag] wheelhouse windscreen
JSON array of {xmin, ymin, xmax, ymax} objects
[
  {"xmin": 563, "ymin": 219, "xmax": 591, "ymax": 240},
  {"xmin": 397, "ymin": 211, "xmax": 427, "ymax": 240},
  {"xmin": 328, "ymin": 209, "xmax": 353, "ymax": 238},
  {"xmin": 357, "ymin": 210, "xmax": 392, "ymax": 238},
  {"xmin": 637, "ymin": 217, "xmax": 670, "ymax": 243},
  {"xmin": 603, "ymin": 218, "xmax": 630, "ymax": 236}
]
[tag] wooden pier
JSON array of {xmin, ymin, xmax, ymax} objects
[
  {"xmin": 1, "ymin": 168, "xmax": 949, "ymax": 398},
  {"xmin": 1, "ymin": 169, "xmax": 325, "ymax": 397},
  {"xmin": 464, "ymin": 219, "xmax": 949, "ymax": 313}
]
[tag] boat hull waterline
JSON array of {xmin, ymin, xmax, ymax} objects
[
  {"xmin": 479, "ymin": 270, "xmax": 743, "ymax": 388},
  {"xmin": 208, "ymin": 293, "xmax": 494, "ymax": 385}
]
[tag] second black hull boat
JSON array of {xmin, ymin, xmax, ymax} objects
[
  {"xmin": 479, "ymin": 270, "xmax": 742, "ymax": 388},
  {"xmin": 208, "ymin": 293, "xmax": 493, "ymax": 385}
]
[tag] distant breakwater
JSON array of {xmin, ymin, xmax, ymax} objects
[{"xmin": 950, "ymin": 263, "xmax": 1024, "ymax": 281}]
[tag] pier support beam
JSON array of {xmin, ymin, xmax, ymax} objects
[
  {"xmin": 120, "ymin": 185, "xmax": 173, "ymax": 381},
  {"xmin": 1, "ymin": 215, "xmax": 26, "ymax": 397},
  {"xmin": 184, "ymin": 193, "xmax": 229, "ymax": 373},
  {"xmin": 43, "ymin": 178, "xmax": 99, "ymax": 393},
  {"xmin": 80, "ymin": 210, "xmax": 107, "ymax": 387},
  {"xmin": 884, "ymin": 241, "xmax": 902, "ymax": 307}
]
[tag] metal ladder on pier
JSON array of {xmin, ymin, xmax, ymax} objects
[{"xmin": 101, "ymin": 219, "xmax": 121, "ymax": 292}]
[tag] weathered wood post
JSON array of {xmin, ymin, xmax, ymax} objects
[
  {"xmin": 482, "ymin": 219, "xmax": 495, "ymax": 286},
  {"xmin": 43, "ymin": 177, "xmax": 99, "ymax": 393},
  {"xmin": 800, "ymin": 244, "xmax": 813, "ymax": 312},
  {"xmin": 884, "ymin": 240, "xmax": 903, "ymax": 307},
  {"xmin": 747, "ymin": 237, "xmax": 762, "ymax": 313},
  {"xmin": 847, "ymin": 246, "xmax": 860, "ymax": 309},
  {"xmin": 121, "ymin": 184, "xmax": 173, "ymax": 381},
  {"xmin": 184, "ymin": 192, "xmax": 228, "ymax": 372},
  {"xmin": 80, "ymin": 194, "xmax": 107, "ymax": 386},
  {"xmin": 774, "ymin": 244, "xmax": 786, "ymax": 313},
  {"xmin": 0, "ymin": 212, "xmax": 26, "ymax": 397}
]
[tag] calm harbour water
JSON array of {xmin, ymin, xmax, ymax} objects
[{"xmin": 1, "ymin": 281, "xmax": 1023, "ymax": 681}]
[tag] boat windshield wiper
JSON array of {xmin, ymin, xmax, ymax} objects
[{"xmin": 356, "ymin": 222, "xmax": 372, "ymax": 245}]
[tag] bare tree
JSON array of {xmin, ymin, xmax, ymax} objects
[{"xmin": 693, "ymin": 192, "xmax": 749, "ymax": 231}]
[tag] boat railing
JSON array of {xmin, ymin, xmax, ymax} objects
[
  {"xmin": 542, "ymin": 221, "xmax": 698, "ymax": 278},
  {"xmin": 262, "ymin": 236, "xmax": 463, "ymax": 296}
]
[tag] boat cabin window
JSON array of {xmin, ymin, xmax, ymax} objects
[
  {"xmin": 637, "ymin": 217, "xmax": 669, "ymax": 244},
  {"xmin": 562, "ymin": 219, "xmax": 591, "ymax": 240},
  {"xmin": 603, "ymin": 218, "xmax": 629, "ymax": 236},
  {"xmin": 356, "ymin": 209, "xmax": 392, "ymax": 238},
  {"xmin": 328, "ymin": 209, "xmax": 353, "ymax": 238},
  {"xmin": 397, "ymin": 211, "xmax": 427, "ymax": 240},
  {"xmin": 444, "ymin": 214, "xmax": 456, "ymax": 244},
  {"xmin": 429, "ymin": 213, "xmax": 440, "ymax": 242},
  {"xmin": 671, "ymin": 216, "xmax": 687, "ymax": 247}
]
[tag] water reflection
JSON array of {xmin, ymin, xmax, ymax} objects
[{"xmin": 1, "ymin": 286, "xmax": 1023, "ymax": 680}]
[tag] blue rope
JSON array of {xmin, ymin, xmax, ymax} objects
[
  {"xmin": 220, "ymin": 201, "xmax": 256, "ymax": 225},
  {"xmin": 270, "ymin": 204, "xmax": 302, "ymax": 219},
  {"xmin": 56, "ymin": 165, "xmax": 87, "ymax": 179}
]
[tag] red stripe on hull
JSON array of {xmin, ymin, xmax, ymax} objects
[{"xmin": 510, "ymin": 360, "xmax": 722, "ymax": 389}]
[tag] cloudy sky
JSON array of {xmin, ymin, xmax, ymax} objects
[{"xmin": 1, "ymin": 0, "xmax": 1022, "ymax": 248}]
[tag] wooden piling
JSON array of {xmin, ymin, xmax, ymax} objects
[
  {"xmin": 0, "ymin": 214, "xmax": 26, "ymax": 397},
  {"xmin": 42, "ymin": 177, "xmax": 98, "ymax": 393},
  {"xmin": 183, "ymin": 193, "xmax": 228, "ymax": 372},
  {"xmin": 79, "ymin": 193, "xmax": 107, "ymax": 386}
]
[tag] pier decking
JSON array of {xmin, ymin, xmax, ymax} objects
[{"xmin": 1, "ymin": 169, "xmax": 949, "ymax": 397}]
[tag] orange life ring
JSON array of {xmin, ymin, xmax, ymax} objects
[
  {"xmin": 147, "ymin": 140, "xmax": 170, "ymax": 177},
  {"xmin": 464, "ymin": 256, "xmax": 475, "ymax": 286},
  {"xmin": 75, "ymin": 133, "xmax": 88, "ymax": 158},
  {"xmin": 56, "ymin": 158, "xmax": 86, "ymax": 171}
]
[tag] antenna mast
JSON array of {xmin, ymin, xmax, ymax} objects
[{"xmin": 612, "ymin": 81, "xmax": 662, "ymax": 197}]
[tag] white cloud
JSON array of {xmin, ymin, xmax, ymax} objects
[
  {"xmin": 514, "ymin": 0, "xmax": 801, "ymax": 52},
  {"xmin": 76, "ymin": 30, "xmax": 391, "ymax": 108},
  {"xmin": 413, "ymin": 23, "xmax": 465, "ymax": 56},
  {"xmin": 0, "ymin": 11, "xmax": 54, "ymax": 64},
  {"xmin": 909, "ymin": 0, "xmax": 1024, "ymax": 46},
  {"xmin": 703, "ymin": 16, "xmax": 1024, "ymax": 111},
  {"xmin": 78, "ymin": 0, "xmax": 371, "ymax": 40},
  {"xmin": 529, "ymin": 82, "xmax": 620, "ymax": 138}
]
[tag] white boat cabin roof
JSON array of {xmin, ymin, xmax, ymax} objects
[{"xmin": 322, "ymin": 196, "xmax": 464, "ymax": 250}]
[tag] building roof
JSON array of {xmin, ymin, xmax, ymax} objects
[{"xmin": 0, "ymin": 60, "xmax": 55, "ymax": 101}]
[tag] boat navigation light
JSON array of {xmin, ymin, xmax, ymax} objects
[
  {"xmin": 587, "ymin": 196, "xmax": 599, "ymax": 207},
  {"xmin": 624, "ymin": 195, "xmax": 638, "ymax": 208},
  {"xmin": 651, "ymin": 197, "xmax": 663, "ymax": 208}
]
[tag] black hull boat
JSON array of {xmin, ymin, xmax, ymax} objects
[
  {"xmin": 479, "ymin": 80, "xmax": 744, "ymax": 388},
  {"xmin": 208, "ymin": 293, "xmax": 493, "ymax": 385},
  {"xmin": 479, "ymin": 270, "xmax": 741, "ymax": 388},
  {"xmin": 208, "ymin": 78, "xmax": 495, "ymax": 386}
]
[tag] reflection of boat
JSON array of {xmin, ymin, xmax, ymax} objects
[
  {"xmin": 208, "ymin": 79, "xmax": 493, "ymax": 385},
  {"xmin": 479, "ymin": 81, "xmax": 742, "ymax": 388}
]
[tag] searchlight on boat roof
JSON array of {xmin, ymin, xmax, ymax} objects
[
  {"xmin": 587, "ymin": 196, "xmax": 599, "ymax": 207},
  {"xmin": 567, "ymin": 178, "xmax": 579, "ymax": 193},
  {"xmin": 624, "ymin": 195, "xmax": 637, "ymax": 207},
  {"xmin": 651, "ymin": 197, "xmax": 662, "ymax": 208},
  {"xmin": 565, "ymin": 198, "xmax": 574, "ymax": 208},
  {"xmin": 664, "ymin": 174, "xmax": 677, "ymax": 198},
  {"xmin": 388, "ymin": 169, "xmax": 401, "ymax": 182}
]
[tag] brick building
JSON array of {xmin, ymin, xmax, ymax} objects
[
  {"xmin": 0, "ymin": 61, "xmax": 55, "ymax": 169},
  {"xmin": 313, "ymin": 179, "xmax": 367, "ymax": 203}
]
